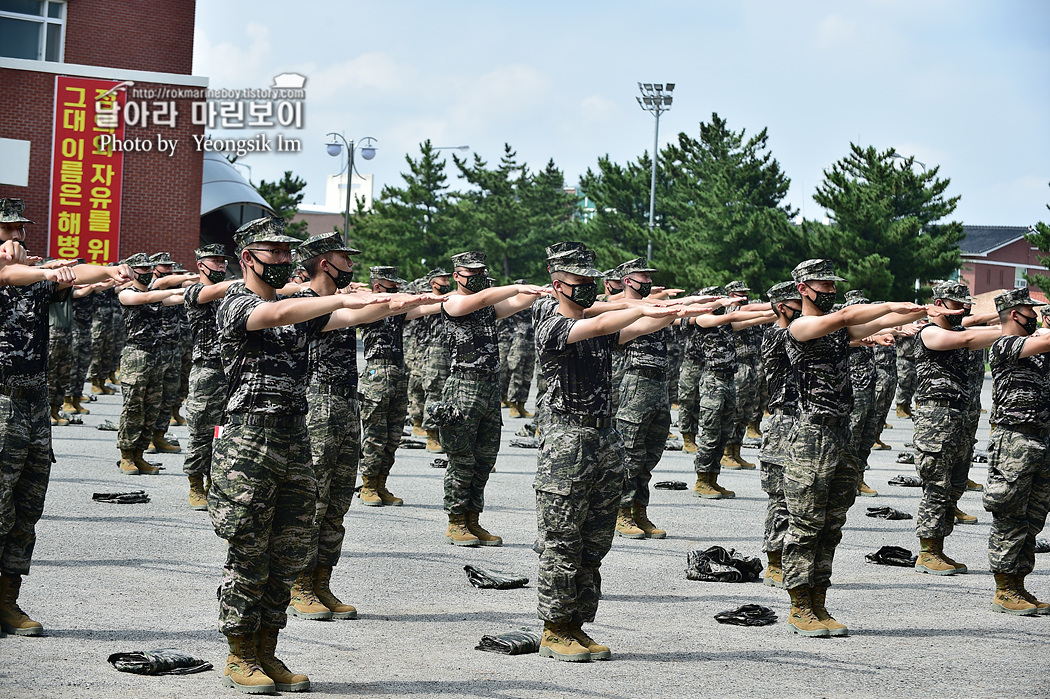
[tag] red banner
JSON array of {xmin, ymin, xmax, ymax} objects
[{"xmin": 48, "ymin": 76, "xmax": 127, "ymax": 264}]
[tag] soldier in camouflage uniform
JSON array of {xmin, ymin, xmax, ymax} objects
[
  {"xmin": 64, "ymin": 281, "xmax": 105, "ymax": 415},
  {"xmin": 404, "ymin": 279, "xmax": 427, "ymax": 435},
  {"xmin": 181, "ymin": 244, "xmax": 234, "ymax": 510},
  {"xmin": 439, "ymin": 251, "xmax": 545, "ymax": 547},
  {"xmin": 420, "ymin": 268, "xmax": 453, "ymax": 451},
  {"xmin": 895, "ymin": 332, "xmax": 919, "ymax": 417},
  {"xmin": 208, "ymin": 216, "xmax": 433, "ymax": 692},
  {"xmin": 843, "ymin": 291, "xmax": 884, "ymax": 498},
  {"xmin": 0, "ymin": 197, "xmax": 130, "ymax": 637},
  {"xmin": 46, "ymin": 290, "xmax": 74, "ymax": 426},
  {"xmin": 171, "ymin": 261, "xmax": 194, "ymax": 426},
  {"xmin": 782, "ymin": 259, "xmax": 935, "ymax": 637},
  {"xmin": 504, "ymin": 299, "xmax": 536, "ymax": 419},
  {"xmin": 88, "ymin": 282, "xmax": 121, "ymax": 394},
  {"xmin": 147, "ymin": 252, "xmax": 195, "ymax": 454},
  {"xmin": 724, "ymin": 280, "xmax": 764, "ymax": 470},
  {"xmin": 758, "ymin": 282, "xmax": 803, "ymax": 589},
  {"xmin": 870, "ymin": 342, "xmax": 898, "ymax": 449},
  {"xmin": 983, "ymin": 288, "xmax": 1050, "ymax": 615}
]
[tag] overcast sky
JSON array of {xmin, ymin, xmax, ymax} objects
[{"xmin": 193, "ymin": 0, "xmax": 1049, "ymax": 226}]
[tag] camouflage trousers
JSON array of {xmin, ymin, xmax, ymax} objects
[
  {"xmin": 759, "ymin": 411, "xmax": 794, "ymax": 553},
  {"xmin": 693, "ymin": 370, "xmax": 736, "ymax": 475},
  {"xmin": 0, "ymin": 393, "xmax": 52, "ymax": 577},
  {"xmin": 176, "ymin": 337, "xmax": 192, "ymax": 404},
  {"xmin": 727, "ymin": 360, "xmax": 758, "ymax": 447},
  {"xmin": 359, "ymin": 363, "xmax": 408, "ymax": 480},
  {"xmin": 499, "ymin": 337, "xmax": 512, "ymax": 402},
  {"xmin": 873, "ymin": 364, "xmax": 897, "ymax": 429},
  {"xmin": 68, "ymin": 320, "xmax": 92, "ymax": 399},
  {"xmin": 676, "ymin": 357, "xmax": 704, "ymax": 435},
  {"xmin": 506, "ymin": 339, "xmax": 536, "ymax": 404},
  {"xmin": 616, "ymin": 373, "xmax": 671, "ymax": 507},
  {"xmin": 984, "ymin": 427, "xmax": 1050, "ymax": 576},
  {"xmin": 440, "ymin": 373, "xmax": 501, "ymax": 515},
  {"xmin": 47, "ymin": 327, "xmax": 72, "ymax": 407},
  {"xmin": 783, "ymin": 419, "xmax": 860, "ymax": 589},
  {"xmin": 533, "ymin": 364, "xmax": 549, "ymax": 428},
  {"xmin": 118, "ymin": 346, "xmax": 165, "ymax": 450},
  {"xmin": 913, "ymin": 403, "xmax": 971, "ymax": 539},
  {"xmin": 753, "ymin": 354, "xmax": 768, "ymax": 421},
  {"xmin": 667, "ymin": 342, "xmax": 683, "ymax": 404},
  {"xmin": 306, "ymin": 391, "xmax": 360, "ymax": 568},
  {"xmin": 421, "ymin": 344, "xmax": 451, "ymax": 431},
  {"xmin": 152, "ymin": 344, "xmax": 182, "ymax": 432},
  {"xmin": 895, "ymin": 358, "xmax": 917, "ymax": 407},
  {"xmin": 534, "ymin": 420, "xmax": 624, "ymax": 625},
  {"xmin": 183, "ymin": 362, "xmax": 226, "ymax": 477},
  {"xmin": 89, "ymin": 306, "xmax": 117, "ymax": 382},
  {"xmin": 849, "ymin": 384, "xmax": 880, "ymax": 468},
  {"xmin": 406, "ymin": 341, "xmax": 425, "ymax": 426},
  {"xmin": 209, "ymin": 418, "xmax": 316, "ymax": 635},
  {"xmin": 610, "ymin": 351, "xmax": 626, "ymax": 415}
]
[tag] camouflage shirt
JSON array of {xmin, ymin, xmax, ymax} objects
[
  {"xmin": 787, "ymin": 325, "xmax": 851, "ymax": 419},
  {"xmin": 874, "ymin": 343, "xmax": 897, "ymax": 379},
  {"xmin": 121, "ymin": 287, "xmax": 163, "ymax": 349},
  {"xmin": 217, "ymin": 282, "xmax": 329, "ymax": 416},
  {"xmin": 896, "ymin": 333, "xmax": 918, "ymax": 362},
  {"xmin": 420, "ymin": 311, "xmax": 446, "ymax": 350},
  {"xmin": 989, "ymin": 335, "xmax": 1050, "ymax": 429},
  {"xmin": 915, "ymin": 324, "xmax": 971, "ymax": 404},
  {"xmin": 71, "ymin": 292, "xmax": 95, "ymax": 325},
  {"xmin": 967, "ymin": 348, "xmax": 986, "ymax": 402},
  {"xmin": 361, "ymin": 313, "xmax": 405, "ymax": 364},
  {"xmin": 443, "ymin": 304, "xmax": 500, "ymax": 375},
  {"xmin": 299, "ymin": 288, "xmax": 359, "ymax": 391},
  {"xmin": 848, "ymin": 345, "xmax": 876, "ymax": 394},
  {"xmin": 0, "ymin": 280, "xmax": 63, "ymax": 388},
  {"xmin": 694, "ymin": 322, "xmax": 737, "ymax": 374},
  {"xmin": 621, "ymin": 325, "xmax": 671, "ymax": 374},
  {"xmin": 147, "ymin": 280, "xmax": 181, "ymax": 347},
  {"xmin": 536, "ymin": 312, "xmax": 616, "ymax": 418},
  {"xmin": 183, "ymin": 283, "xmax": 221, "ymax": 364},
  {"xmin": 733, "ymin": 322, "xmax": 762, "ymax": 363},
  {"xmin": 762, "ymin": 326, "xmax": 798, "ymax": 413}
]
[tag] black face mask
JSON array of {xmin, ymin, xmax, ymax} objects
[
  {"xmin": 247, "ymin": 251, "xmax": 293, "ymax": 289},
  {"xmin": 434, "ymin": 282, "xmax": 452, "ymax": 295},
  {"xmin": 944, "ymin": 307, "xmax": 969, "ymax": 328},
  {"xmin": 1016, "ymin": 312, "xmax": 1038, "ymax": 336},
  {"xmin": 135, "ymin": 272, "xmax": 153, "ymax": 287},
  {"xmin": 459, "ymin": 273, "xmax": 487, "ymax": 293},
  {"xmin": 806, "ymin": 285, "xmax": 837, "ymax": 313},
  {"xmin": 712, "ymin": 306, "xmax": 726, "ymax": 316},
  {"xmin": 154, "ymin": 271, "xmax": 172, "ymax": 278},
  {"xmin": 628, "ymin": 279, "xmax": 652, "ymax": 298},
  {"xmin": 324, "ymin": 265, "xmax": 355, "ymax": 289},
  {"xmin": 559, "ymin": 280, "xmax": 598, "ymax": 309},
  {"xmin": 779, "ymin": 305, "xmax": 801, "ymax": 323},
  {"xmin": 201, "ymin": 264, "xmax": 226, "ymax": 284},
  {"xmin": 606, "ymin": 283, "xmax": 623, "ymax": 294}
]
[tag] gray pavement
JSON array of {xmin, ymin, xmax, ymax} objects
[{"xmin": 3, "ymin": 375, "xmax": 1049, "ymax": 699}]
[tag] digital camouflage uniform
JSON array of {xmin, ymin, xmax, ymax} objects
[
  {"xmin": 404, "ymin": 315, "xmax": 425, "ymax": 427},
  {"xmin": 530, "ymin": 296, "xmax": 558, "ymax": 429},
  {"xmin": 498, "ymin": 314, "xmax": 514, "ymax": 401},
  {"xmin": 175, "ymin": 303, "xmax": 193, "ymax": 405},
  {"xmin": 895, "ymin": 333, "xmax": 918, "ymax": 408},
  {"xmin": 985, "ymin": 332, "xmax": 1050, "ymax": 577},
  {"xmin": 359, "ymin": 312, "xmax": 408, "ymax": 483},
  {"xmin": 847, "ymin": 344, "xmax": 879, "ymax": 468},
  {"xmin": 676, "ymin": 324, "xmax": 704, "ymax": 436},
  {"xmin": 149, "ymin": 253, "xmax": 183, "ymax": 434},
  {"xmin": 872, "ymin": 343, "xmax": 898, "ymax": 428},
  {"xmin": 666, "ymin": 323, "xmax": 685, "ymax": 405},
  {"xmin": 691, "ymin": 315, "xmax": 737, "ymax": 476},
  {"xmin": 419, "ymin": 309, "xmax": 451, "ymax": 431},
  {"xmin": 46, "ymin": 294, "xmax": 73, "ymax": 409},
  {"xmin": 617, "ymin": 326, "xmax": 672, "ymax": 508},
  {"xmin": 67, "ymin": 292, "xmax": 95, "ymax": 399},
  {"xmin": 182, "ymin": 281, "xmax": 226, "ymax": 478},
  {"xmin": 117, "ymin": 284, "xmax": 166, "ymax": 452},
  {"xmin": 726, "ymin": 283, "xmax": 762, "ymax": 449},
  {"xmin": 88, "ymin": 286, "xmax": 120, "ymax": 385},
  {"xmin": 760, "ymin": 321, "xmax": 797, "ymax": 555},
  {"xmin": 505, "ymin": 310, "xmax": 536, "ymax": 405}
]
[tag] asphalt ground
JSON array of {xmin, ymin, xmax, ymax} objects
[{"xmin": 2, "ymin": 373, "xmax": 1048, "ymax": 699}]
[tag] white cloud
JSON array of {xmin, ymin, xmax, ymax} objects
[
  {"xmin": 308, "ymin": 53, "xmax": 419, "ymax": 100},
  {"xmin": 192, "ymin": 23, "xmax": 273, "ymax": 86}
]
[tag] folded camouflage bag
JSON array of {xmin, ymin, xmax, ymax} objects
[
  {"xmin": 464, "ymin": 565, "xmax": 529, "ymax": 589},
  {"xmin": 895, "ymin": 453, "xmax": 916, "ymax": 465},
  {"xmin": 664, "ymin": 440, "xmax": 683, "ymax": 451},
  {"xmin": 514, "ymin": 422, "xmax": 536, "ymax": 437},
  {"xmin": 714, "ymin": 604, "xmax": 778, "ymax": 627},
  {"xmin": 399, "ymin": 437, "xmax": 426, "ymax": 449},
  {"xmin": 1035, "ymin": 539, "xmax": 1050, "ymax": 554},
  {"xmin": 431, "ymin": 458, "xmax": 448, "ymax": 469},
  {"xmin": 60, "ymin": 410, "xmax": 83, "ymax": 425},
  {"xmin": 685, "ymin": 546, "xmax": 763, "ymax": 583},
  {"xmin": 426, "ymin": 401, "xmax": 462, "ymax": 427},
  {"xmin": 865, "ymin": 545, "xmax": 916, "ymax": 567},
  {"xmin": 888, "ymin": 474, "xmax": 921, "ymax": 486},
  {"xmin": 972, "ymin": 451, "xmax": 989, "ymax": 463},
  {"xmin": 107, "ymin": 648, "xmax": 212, "ymax": 675},
  {"xmin": 866, "ymin": 506, "xmax": 913, "ymax": 520},
  {"xmin": 475, "ymin": 628, "xmax": 542, "ymax": 655},
  {"xmin": 93, "ymin": 491, "xmax": 150, "ymax": 504},
  {"xmin": 509, "ymin": 437, "xmax": 538, "ymax": 449},
  {"xmin": 96, "ymin": 419, "xmax": 119, "ymax": 431},
  {"xmin": 654, "ymin": 481, "xmax": 687, "ymax": 490}
]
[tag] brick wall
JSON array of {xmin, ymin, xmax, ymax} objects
[{"xmin": 65, "ymin": 0, "xmax": 196, "ymax": 75}]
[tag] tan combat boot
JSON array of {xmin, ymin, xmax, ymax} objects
[
  {"xmin": 313, "ymin": 566, "xmax": 357, "ymax": 619},
  {"xmin": 811, "ymin": 585, "xmax": 848, "ymax": 636},
  {"xmin": 222, "ymin": 633, "xmax": 275, "ymax": 694},
  {"xmin": 465, "ymin": 512, "xmax": 503, "ymax": 546},
  {"xmin": 149, "ymin": 429, "xmax": 182, "ymax": 453},
  {"xmin": 871, "ymin": 434, "xmax": 890, "ymax": 450},
  {"xmin": 710, "ymin": 474, "xmax": 736, "ymax": 499},
  {"xmin": 118, "ymin": 448, "xmax": 140, "ymax": 475},
  {"xmin": 966, "ymin": 479, "xmax": 984, "ymax": 492},
  {"xmin": 1013, "ymin": 574, "xmax": 1050, "ymax": 615},
  {"xmin": 539, "ymin": 621, "xmax": 591, "ymax": 662},
  {"xmin": 287, "ymin": 571, "xmax": 333, "ymax": 620},
  {"xmin": 745, "ymin": 420, "xmax": 763, "ymax": 439},
  {"xmin": 69, "ymin": 395, "xmax": 90, "ymax": 414},
  {"xmin": 132, "ymin": 450, "xmax": 161, "ymax": 475},
  {"xmin": 692, "ymin": 473, "xmax": 724, "ymax": 500},
  {"xmin": 359, "ymin": 475, "xmax": 382, "ymax": 507},
  {"xmin": 507, "ymin": 402, "xmax": 523, "ymax": 418},
  {"xmin": 426, "ymin": 429, "xmax": 444, "ymax": 453},
  {"xmin": 188, "ymin": 474, "xmax": 208, "ymax": 510},
  {"xmin": 954, "ymin": 507, "xmax": 978, "ymax": 525},
  {"xmin": 515, "ymin": 401, "xmax": 534, "ymax": 418},
  {"xmin": 411, "ymin": 418, "xmax": 427, "ymax": 437},
  {"xmin": 49, "ymin": 406, "xmax": 68, "ymax": 427},
  {"xmin": 937, "ymin": 541, "xmax": 968, "ymax": 573},
  {"xmin": 896, "ymin": 402, "xmax": 912, "ymax": 418},
  {"xmin": 567, "ymin": 623, "xmax": 611, "ymax": 660},
  {"xmin": 91, "ymin": 377, "xmax": 106, "ymax": 395},
  {"xmin": 170, "ymin": 403, "xmax": 187, "ymax": 426},
  {"xmin": 764, "ymin": 551, "xmax": 785, "ymax": 589},
  {"xmin": 787, "ymin": 586, "xmax": 830, "ymax": 637},
  {"xmin": 446, "ymin": 513, "xmax": 480, "ymax": 547},
  {"xmin": 857, "ymin": 480, "xmax": 878, "ymax": 497},
  {"xmin": 632, "ymin": 503, "xmax": 667, "ymax": 539},
  {"xmin": 0, "ymin": 575, "xmax": 43, "ymax": 636},
  {"xmin": 720, "ymin": 444, "xmax": 743, "ymax": 470},
  {"xmin": 256, "ymin": 628, "xmax": 309, "ymax": 692},
  {"xmin": 682, "ymin": 432, "xmax": 698, "ymax": 453},
  {"xmin": 376, "ymin": 474, "xmax": 404, "ymax": 506},
  {"xmin": 735, "ymin": 445, "xmax": 757, "ymax": 470},
  {"xmin": 615, "ymin": 507, "xmax": 645, "ymax": 539},
  {"xmin": 992, "ymin": 573, "xmax": 1039, "ymax": 615},
  {"xmin": 915, "ymin": 537, "xmax": 958, "ymax": 576},
  {"xmin": 62, "ymin": 396, "xmax": 77, "ymax": 415}
]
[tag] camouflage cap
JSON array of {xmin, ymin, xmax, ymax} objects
[
  {"xmin": 124, "ymin": 252, "xmax": 153, "ymax": 268},
  {"xmin": 700, "ymin": 285, "xmax": 726, "ymax": 297},
  {"xmin": 426, "ymin": 267, "xmax": 451, "ymax": 283},
  {"xmin": 931, "ymin": 281, "xmax": 975, "ymax": 305},
  {"xmin": 767, "ymin": 281, "xmax": 802, "ymax": 305},
  {"xmin": 233, "ymin": 215, "xmax": 301, "ymax": 250},
  {"xmin": 612, "ymin": 257, "xmax": 658, "ymax": 279},
  {"xmin": 450, "ymin": 250, "xmax": 487, "ymax": 270},
  {"xmin": 0, "ymin": 198, "xmax": 33, "ymax": 224},
  {"xmin": 195, "ymin": 243, "xmax": 229, "ymax": 260},
  {"xmin": 603, "ymin": 269, "xmax": 623, "ymax": 280},
  {"xmin": 549, "ymin": 249, "xmax": 603, "ymax": 278},
  {"xmin": 792, "ymin": 259, "xmax": 845, "ymax": 284},
  {"xmin": 149, "ymin": 251, "xmax": 174, "ymax": 266},
  {"xmin": 369, "ymin": 266, "xmax": 407, "ymax": 285},
  {"xmin": 173, "ymin": 262, "xmax": 187, "ymax": 273},
  {"xmin": 294, "ymin": 231, "xmax": 361, "ymax": 262},
  {"xmin": 994, "ymin": 287, "xmax": 1047, "ymax": 313},
  {"xmin": 844, "ymin": 292, "xmax": 870, "ymax": 306},
  {"xmin": 545, "ymin": 241, "xmax": 587, "ymax": 258},
  {"xmin": 725, "ymin": 280, "xmax": 750, "ymax": 294},
  {"xmin": 1041, "ymin": 305, "xmax": 1050, "ymax": 318}
]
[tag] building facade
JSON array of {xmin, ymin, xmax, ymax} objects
[{"xmin": 958, "ymin": 224, "xmax": 1045, "ymax": 296}]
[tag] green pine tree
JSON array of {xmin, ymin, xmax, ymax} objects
[{"xmin": 1023, "ymin": 183, "xmax": 1050, "ymax": 292}]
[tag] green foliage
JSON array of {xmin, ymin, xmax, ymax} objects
[
  {"xmin": 257, "ymin": 171, "xmax": 309, "ymax": 240},
  {"xmin": 1023, "ymin": 183, "xmax": 1050, "ymax": 292},
  {"xmin": 813, "ymin": 144, "xmax": 964, "ymax": 301}
]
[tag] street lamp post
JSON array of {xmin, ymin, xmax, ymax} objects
[
  {"xmin": 636, "ymin": 82, "xmax": 674, "ymax": 263},
  {"xmin": 325, "ymin": 133, "xmax": 378, "ymax": 245},
  {"xmin": 891, "ymin": 152, "xmax": 928, "ymax": 302}
]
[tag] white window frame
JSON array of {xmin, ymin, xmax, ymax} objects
[{"xmin": 0, "ymin": 0, "xmax": 66, "ymax": 63}]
